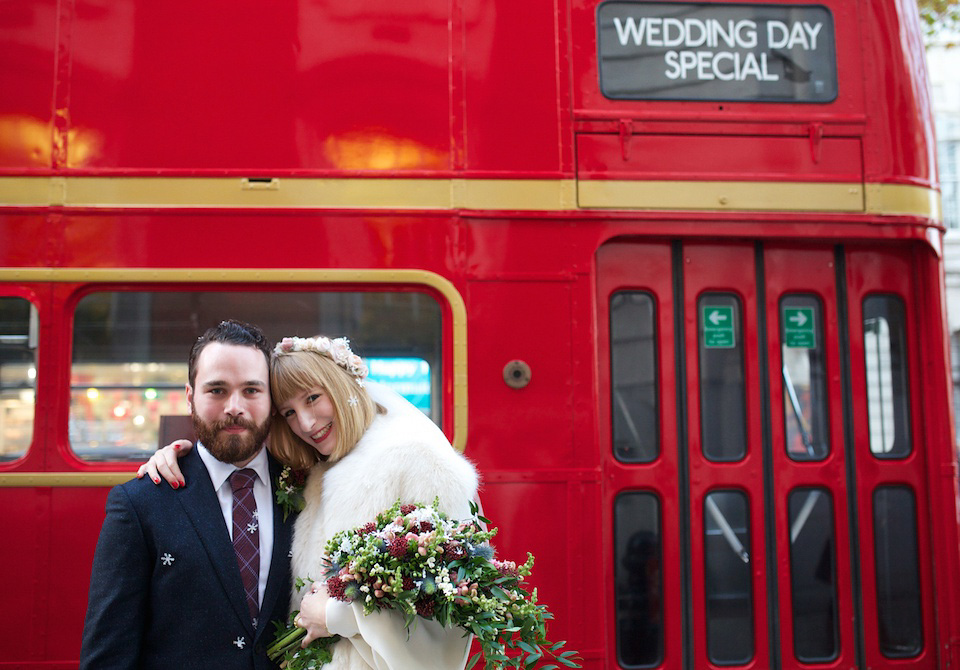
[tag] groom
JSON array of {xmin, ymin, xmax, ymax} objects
[{"xmin": 80, "ymin": 320, "xmax": 294, "ymax": 669}]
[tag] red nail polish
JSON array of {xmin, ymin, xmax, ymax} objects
[
  {"xmin": 172, "ymin": 481, "xmax": 179, "ymax": 489},
  {"xmin": 153, "ymin": 477, "xmax": 160, "ymax": 484},
  {"xmin": 174, "ymin": 444, "xmax": 180, "ymax": 451}
]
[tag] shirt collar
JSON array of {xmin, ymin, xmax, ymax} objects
[{"xmin": 197, "ymin": 442, "xmax": 270, "ymax": 492}]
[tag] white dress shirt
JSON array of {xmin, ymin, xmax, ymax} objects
[{"xmin": 197, "ymin": 443, "xmax": 274, "ymax": 609}]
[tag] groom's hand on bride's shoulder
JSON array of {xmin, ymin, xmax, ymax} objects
[{"xmin": 137, "ymin": 439, "xmax": 192, "ymax": 489}]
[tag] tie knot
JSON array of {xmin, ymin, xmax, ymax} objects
[{"xmin": 230, "ymin": 468, "xmax": 257, "ymax": 493}]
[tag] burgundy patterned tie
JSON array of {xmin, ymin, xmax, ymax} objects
[{"xmin": 230, "ymin": 469, "xmax": 260, "ymax": 624}]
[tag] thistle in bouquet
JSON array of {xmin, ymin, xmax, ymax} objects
[{"xmin": 270, "ymin": 499, "xmax": 581, "ymax": 670}]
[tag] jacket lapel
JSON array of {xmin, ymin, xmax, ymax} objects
[
  {"xmin": 257, "ymin": 454, "xmax": 294, "ymax": 639},
  {"xmin": 176, "ymin": 449, "xmax": 254, "ymax": 633}
]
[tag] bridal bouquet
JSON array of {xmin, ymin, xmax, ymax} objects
[{"xmin": 267, "ymin": 500, "xmax": 580, "ymax": 670}]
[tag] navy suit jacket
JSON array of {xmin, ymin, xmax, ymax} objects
[{"xmin": 80, "ymin": 449, "xmax": 294, "ymax": 669}]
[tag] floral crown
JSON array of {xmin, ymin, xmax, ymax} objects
[{"xmin": 274, "ymin": 336, "xmax": 369, "ymax": 380}]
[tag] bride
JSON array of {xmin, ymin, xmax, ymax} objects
[{"xmin": 143, "ymin": 335, "xmax": 478, "ymax": 670}]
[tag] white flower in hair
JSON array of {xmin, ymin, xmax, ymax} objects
[
  {"xmin": 330, "ymin": 338, "xmax": 350, "ymax": 365},
  {"xmin": 274, "ymin": 336, "xmax": 369, "ymax": 379}
]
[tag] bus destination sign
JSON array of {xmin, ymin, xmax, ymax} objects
[{"xmin": 597, "ymin": 2, "xmax": 837, "ymax": 102}]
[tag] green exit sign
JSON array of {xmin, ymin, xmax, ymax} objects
[
  {"xmin": 783, "ymin": 307, "xmax": 816, "ymax": 348},
  {"xmin": 702, "ymin": 306, "xmax": 735, "ymax": 348}
]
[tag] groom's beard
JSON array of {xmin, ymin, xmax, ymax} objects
[{"xmin": 192, "ymin": 412, "xmax": 271, "ymax": 465}]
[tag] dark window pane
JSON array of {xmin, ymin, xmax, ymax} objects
[
  {"xmin": 615, "ymin": 493, "xmax": 663, "ymax": 667},
  {"xmin": 70, "ymin": 290, "xmax": 442, "ymax": 461},
  {"xmin": 780, "ymin": 295, "xmax": 829, "ymax": 461},
  {"xmin": 610, "ymin": 292, "xmax": 659, "ymax": 462},
  {"xmin": 699, "ymin": 294, "xmax": 746, "ymax": 461},
  {"xmin": 874, "ymin": 487, "xmax": 923, "ymax": 657},
  {"xmin": 704, "ymin": 490, "xmax": 754, "ymax": 664},
  {"xmin": 0, "ymin": 297, "xmax": 36, "ymax": 461},
  {"xmin": 862, "ymin": 296, "xmax": 912, "ymax": 457},
  {"xmin": 788, "ymin": 488, "xmax": 839, "ymax": 662}
]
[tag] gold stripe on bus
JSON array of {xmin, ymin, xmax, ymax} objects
[
  {"xmin": 0, "ymin": 268, "xmax": 468, "ymax": 487},
  {"xmin": 0, "ymin": 176, "xmax": 577, "ymax": 211},
  {"xmin": 0, "ymin": 176, "xmax": 941, "ymax": 219},
  {"xmin": 577, "ymin": 179, "xmax": 865, "ymax": 212},
  {"xmin": 864, "ymin": 182, "xmax": 943, "ymax": 219},
  {"xmin": 0, "ymin": 472, "xmax": 137, "ymax": 487}
]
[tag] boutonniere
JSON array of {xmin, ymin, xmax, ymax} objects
[{"xmin": 275, "ymin": 466, "xmax": 308, "ymax": 520}]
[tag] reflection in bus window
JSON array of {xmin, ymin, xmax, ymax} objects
[
  {"xmin": 704, "ymin": 490, "xmax": 753, "ymax": 665},
  {"xmin": 698, "ymin": 294, "xmax": 746, "ymax": 462},
  {"xmin": 615, "ymin": 493, "xmax": 663, "ymax": 668},
  {"xmin": 780, "ymin": 295, "xmax": 829, "ymax": 460},
  {"xmin": 0, "ymin": 297, "xmax": 37, "ymax": 461},
  {"xmin": 610, "ymin": 292, "xmax": 658, "ymax": 462},
  {"xmin": 788, "ymin": 488, "xmax": 838, "ymax": 662},
  {"xmin": 874, "ymin": 486, "xmax": 923, "ymax": 658},
  {"xmin": 863, "ymin": 296, "xmax": 911, "ymax": 457},
  {"xmin": 366, "ymin": 357, "xmax": 432, "ymax": 414},
  {"xmin": 70, "ymin": 290, "xmax": 442, "ymax": 461}
]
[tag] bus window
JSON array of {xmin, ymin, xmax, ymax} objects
[
  {"xmin": 614, "ymin": 492, "xmax": 663, "ymax": 668},
  {"xmin": 863, "ymin": 296, "xmax": 911, "ymax": 458},
  {"xmin": 704, "ymin": 490, "xmax": 754, "ymax": 665},
  {"xmin": 780, "ymin": 295, "xmax": 829, "ymax": 461},
  {"xmin": 698, "ymin": 294, "xmax": 746, "ymax": 462},
  {"xmin": 70, "ymin": 290, "xmax": 442, "ymax": 461},
  {"xmin": 788, "ymin": 488, "xmax": 839, "ymax": 662},
  {"xmin": 610, "ymin": 291, "xmax": 658, "ymax": 463},
  {"xmin": 0, "ymin": 297, "xmax": 37, "ymax": 461},
  {"xmin": 874, "ymin": 486, "xmax": 923, "ymax": 658}
]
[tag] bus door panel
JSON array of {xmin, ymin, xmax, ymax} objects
[
  {"xmin": 682, "ymin": 243, "xmax": 770, "ymax": 670},
  {"xmin": 763, "ymin": 245, "xmax": 856, "ymax": 670},
  {"xmin": 845, "ymin": 246, "xmax": 937, "ymax": 668},
  {"xmin": 597, "ymin": 241, "xmax": 682, "ymax": 669}
]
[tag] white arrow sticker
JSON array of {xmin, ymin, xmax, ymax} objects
[{"xmin": 708, "ymin": 310, "xmax": 728, "ymax": 326}]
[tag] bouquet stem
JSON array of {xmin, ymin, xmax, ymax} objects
[
  {"xmin": 266, "ymin": 623, "xmax": 307, "ymax": 661},
  {"xmin": 267, "ymin": 617, "xmax": 340, "ymax": 668}
]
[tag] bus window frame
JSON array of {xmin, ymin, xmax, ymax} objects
[{"xmin": 0, "ymin": 268, "xmax": 467, "ymax": 486}]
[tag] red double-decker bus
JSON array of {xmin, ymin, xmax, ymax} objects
[{"xmin": 1, "ymin": 0, "xmax": 958, "ymax": 667}]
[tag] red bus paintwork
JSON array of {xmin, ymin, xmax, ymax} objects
[{"xmin": 0, "ymin": 0, "xmax": 958, "ymax": 668}]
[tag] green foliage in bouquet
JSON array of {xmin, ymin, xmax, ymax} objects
[{"xmin": 268, "ymin": 500, "xmax": 580, "ymax": 670}]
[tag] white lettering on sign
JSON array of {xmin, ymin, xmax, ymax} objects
[
  {"xmin": 767, "ymin": 20, "xmax": 823, "ymax": 50},
  {"xmin": 613, "ymin": 17, "xmax": 760, "ymax": 49},
  {"xmin": 612, "ymin": 15, "xmax": 824, "ymax": 83},
  {"xmin": 664, "ymin": 50, "xmax": 778, "ymax": 81}
]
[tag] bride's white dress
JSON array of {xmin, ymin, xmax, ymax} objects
[{"xmin": 291, "ymin": 382, "xmax": 479, "ymax": 670}]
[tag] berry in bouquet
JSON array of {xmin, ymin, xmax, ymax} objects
[{"xmin": 268, "ymin": 499, "xmax": 581, "ymax": 670}]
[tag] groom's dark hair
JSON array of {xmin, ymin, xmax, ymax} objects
[{"xmin": 188, "ymin": 319, "xmax": 272, "ymax": 387}]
